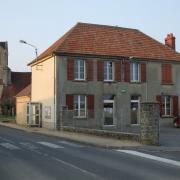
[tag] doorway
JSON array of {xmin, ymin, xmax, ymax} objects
[
  {"xmin": 131, "ymin": 96, "xmax": 140, "ymax": 124},
  {"xmin": 27, "ymin": 102, "xmax": 42, "ymax": 127}
]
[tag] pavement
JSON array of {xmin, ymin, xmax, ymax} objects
[{"xmin": 0, "ymin": 122, "xmax": 141, "ymax": 149}]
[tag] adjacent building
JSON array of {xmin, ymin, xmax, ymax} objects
[
  {"xmin": 27, "ymin": 23, "xmax": 180, "ymax": 129},
  {"xmin": 0, "ymin": 41, "xmax": 31, "ymax": 116},
  {"xmin": 0, "ymin": 42, "xmax": 11, "ymax": 97}
]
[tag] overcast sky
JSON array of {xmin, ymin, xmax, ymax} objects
[{"xmin": 0, "ymin": 0, "xmax": 180, "ymax": 72}]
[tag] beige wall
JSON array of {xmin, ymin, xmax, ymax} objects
[
  {"xmin": 31, "ymin": 56, "xmax": 56, "ymax": 129},
  {"xmin": 16, "ymin": 96, "xmax": 30, "ymax": 125}
]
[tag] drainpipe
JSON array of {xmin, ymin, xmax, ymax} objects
[
  {"xmin": 53, "ymin": 54, "xmax": 57, "ymax": 129},
  {"xmin": 145, "ymin": 60, "xmax": 148, "ymax": 101}
]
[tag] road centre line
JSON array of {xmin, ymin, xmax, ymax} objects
[
  {"xmin": 117, "ymin": 150, "xmax": 180, "ymax": 167},
  {"xmin": 0, "ymin": 136, "xmax": 15, "ymax": 144},
  {"xmin": 37, "ymin": 142, "xmax": 64, "ymax": 149},
  {"xmin": 52, "ymin": 157, "xmax": 102, "ymax": 179},
  {"xmin": 58, "ymin": 141, "xmax": 84, "ymax": 148},
  {"xmin": 0, "ymin": 142, "xmax": 20, "ymax": 150}
]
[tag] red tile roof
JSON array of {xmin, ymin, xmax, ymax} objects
[
  {"xmin": 29, "ymin": 22, "xmax": 180, "ymax": 65},
  {"xmin": 1, "ymin": 72, "xmax": 31, "ymax": 99},
  {"xmin": 16, "ymin": 84, "xmax": 31, "ymax": 97}
]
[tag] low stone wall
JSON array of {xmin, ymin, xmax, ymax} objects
[{"xmin": 62, "ymin": 126, "xmax": 139, "ymax": 141}]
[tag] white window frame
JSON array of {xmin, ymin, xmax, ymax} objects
[
  {"xmin": 104, "ymin": 61, "xmax": 114, "ymax": 81},
  {"xmin": 163, "ymin": 96, "xmax": 172, "ymax": 116},
  {"xmin": 74, "ymin": 59, "xmax": 86, "ymax": 80},
  {"xmin": 74, "ymin": 95, "xmax": 87, "ymax": 118},
  {"xmin": 130, "ymin": 63, "xmax": 140, "ymax": 82}
]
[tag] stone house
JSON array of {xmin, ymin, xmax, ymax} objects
[{"xmin": 27, "ymin": 22, "xmax": 180, "ymax": 129}]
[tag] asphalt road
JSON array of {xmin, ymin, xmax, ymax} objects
[{"xmin": 0, "ymin": 126, "xmax": 180, "ymax": 180}]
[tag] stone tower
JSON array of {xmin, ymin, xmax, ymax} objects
[{"xmin": 0, "ymin": 42, "xmax": 11, "ymax": 98}]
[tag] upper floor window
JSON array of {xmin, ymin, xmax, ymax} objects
[
  {"xmin": 130, "ymin": 63, "xmax": 140, "ymax": 82},
  {"xmin": 104, "ymin": 61, "xmax": 114, "ymax": 81},
  {"xmin": 74, "ymin": 95, "xmax": 86, "ymax": 118},
  {"xmin": 74, "ymin": 59, "xmax": 85, "ymax": 80}
]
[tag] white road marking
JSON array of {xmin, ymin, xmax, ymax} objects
[
  {"xmin": 0, "ymin": 137, "xmax": 14, "ymax": 144},
  {"xmin": 58, "ymin": 141, "xmax": 84, "ymax": 148},
  {"xmin": 52, "ymin": 157, "xmax": 102, "ymax": 179},
  {"xmin": 0, "ymin": 143, "xmax": 20, "ymax": 150},
  {"xmin": 37, "ymin": 142, "xmax": 64, "ymax": 149},
  {"xmin": 117, "ymin": 150, "xmax": 180, "ymax": 167},
  {"xmin": 19, "ymin": 142, "xmax": 38, "ymax": 150}
]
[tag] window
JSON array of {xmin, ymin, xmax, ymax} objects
[
  {"xmin": 130, "ymin": 63, "xmax": 139, "ymax": 82},
  {"xmin": 104, "ymin": 61, "xmax": 114, "ymax": 81},
  {"xmin": 74, "ymin": 95, "xmax": 86, "ymax": 118},
  {"xmin": 44, "ymin": 106, "xmax": 51, "ymax": 119},
  {"xmin": 103, "ymin": 94, "xmax": 114, "ymax": 125},
  {"xmin": 74, "ymin": 59, "xmax": 85, "ymax": 80},
  {"xmin": 162, "ymin": 96, "xmax": 172, "ymax": 116}
]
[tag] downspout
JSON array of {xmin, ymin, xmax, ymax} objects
[
  {"xmin": 145, "ymin": 60, "xmax": 148, "ymax": 101},
  {"xmin": 53, "ymin": 54, "xmax": 57, "ymax": 129}
]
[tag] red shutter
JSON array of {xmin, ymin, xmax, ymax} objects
[
  {"xmin": 87, "ymin": 95, "xmax": 94, "ymax": 118},
  {"xmin": 97, "ymin": 61, "xmax": 104, "ymax": 81},
  {"xmin": 66, "ymin": 95, "xmax": 74, "ymax": 110},
  {"xmin": 67, "ymin": 59, "xmax": 74, "ymax": 80},
  {"xmin": 162, "ymin": 64, "xmax": 172, "ymax": 84},
  {"xmin": 173, "ymin": 96, "xmax": 179, "ymax": 117},
  {"xmin": 115, "ymin": 61, "xmax": 121, "ymax": 81},
  {"xmin": 86, "ymin": 60, "xmax": 93, "ymax": 81},
  {"xmin": 124, "ymin": 62, "xmax": 130, "ymax": 82},
  {"xmin": 141, "ymin": 63, "xmax": 146, "ymax": 82},
  {"xmin": 156, "ymin": 95, "xmax": 163, "ymax": 116},
  {"xmin": 167, "ymin": 64, "xmax": 172, "ymax": 83}
]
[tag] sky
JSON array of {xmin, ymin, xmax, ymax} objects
[{"xmin": 0, "ymin": 0, "xmax": 180, "ymax": 72}]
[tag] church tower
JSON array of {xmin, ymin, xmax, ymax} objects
[{"xmin": 0, "ymin": 42, "xmax": 11, "ymax": 97}]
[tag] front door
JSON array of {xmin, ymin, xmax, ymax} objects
[
  {"xmin": 131, "ymin": 96, "xmax": 140, "ymax": 124},
  {"xmin": 104, "ymin": 100, "xmax": 114, "ymax": 125},
  {"xmin": 27, "ymin": 102, "xmax": 42, "ymax": 127}
]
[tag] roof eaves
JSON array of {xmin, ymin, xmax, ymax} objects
[{"xmin": 27, "ymin": 23, "xmax": 78, "ymax": 66}]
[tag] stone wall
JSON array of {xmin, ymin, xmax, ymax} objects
[{"xmin": 140, "ymin": 102, "xmax": 160, "ymax": 145}]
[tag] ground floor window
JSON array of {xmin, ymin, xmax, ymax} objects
[
  {"xmin": 103, "ymin": 94, "xmax": 114, "ymax": 125},
  {"xmin": 162, "ymin": 95, "xmax": 172, "ymax": 116},
  {"xmin": 74, "ymin": 95, "xmax": 86, "ymax": 118}
]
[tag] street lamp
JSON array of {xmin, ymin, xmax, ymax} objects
[{"xmin": 19, "ymin": 40, "xmax": 38, "ymax": 59}]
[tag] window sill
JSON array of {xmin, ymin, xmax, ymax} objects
[
  {"xmin": 131, "ymin": 124, "xmax": 140, "ymax": 126},
  {"xmin": 103, "ymin": 124, "xmax": 115, "ymax": 127},
  {"xmin": 130, "ymin": 81, "xmax": 141, "ymax": 84},
  {"xmin": 73, "ymin": 116, "xmax": 87, "ymax": 119},
  {"xmin": 103, "ymin": 80, "xmax": 115, "ymax": 83},
  {"xmin": 73, "ymin": 80, "xmax": 87, "ymax": 82},
  {"xmin": 161, "ymin": 115, "xmax": 174, "ymax": 118},
  {"xmin": 161, "ymin": 82, "xmax": 174, "ymax": 85}
]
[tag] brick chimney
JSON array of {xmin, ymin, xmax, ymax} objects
[{"xmin": 165, "ymin": 33, "xmax": 176, "ymax": 50}]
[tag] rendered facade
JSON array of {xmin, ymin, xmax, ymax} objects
[{"xmin": 28, "ymin": 23, "xmax": 180, "ymax": 129}]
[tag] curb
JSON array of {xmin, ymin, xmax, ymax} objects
[{"xmin": 0, "ymin": 122, "xmax": 141, "ymax": 149}]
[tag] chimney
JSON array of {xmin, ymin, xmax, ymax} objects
[{"xmin": 165, "ymin": 33, "xmax": 176, "ymax": 50}]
